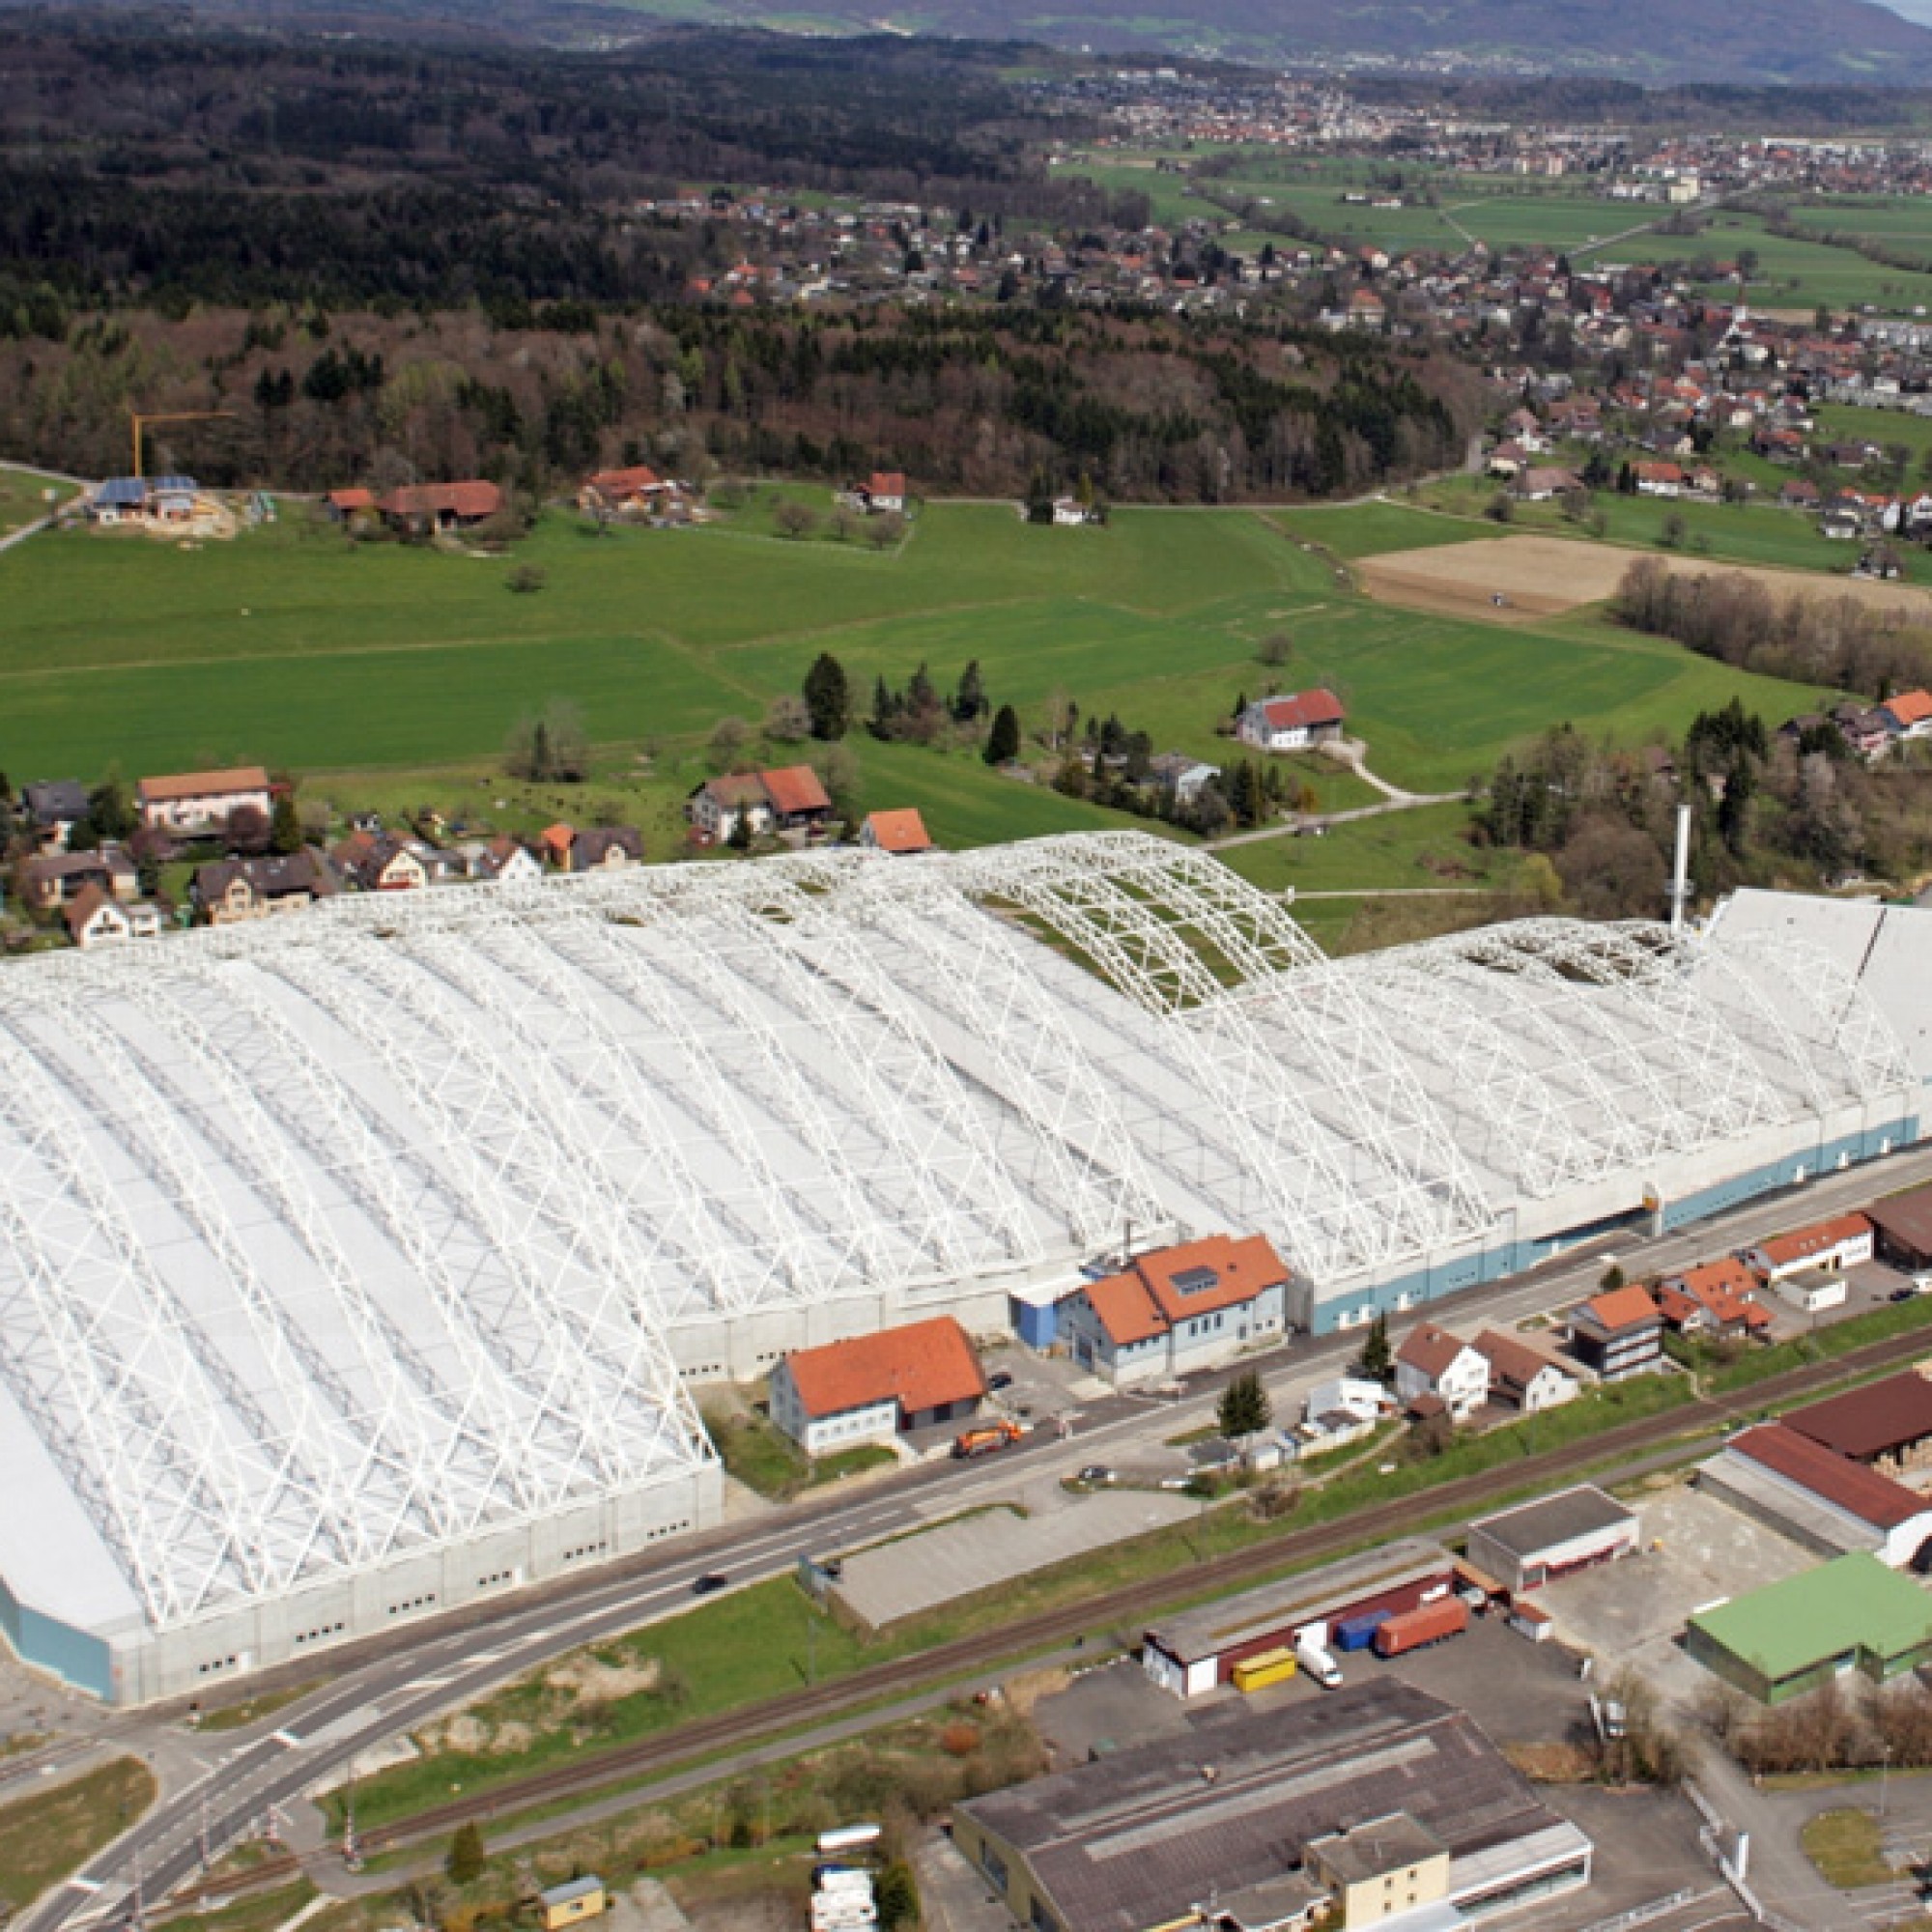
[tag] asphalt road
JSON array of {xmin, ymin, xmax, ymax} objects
[{"xmin": 24, "ymin": 1140, "xmax": 1932, "ymax": 1930}]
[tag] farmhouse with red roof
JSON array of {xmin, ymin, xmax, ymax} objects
[{"xmin": 1235, "ymin": 690, "xmax": 1347, "ymax": 753}]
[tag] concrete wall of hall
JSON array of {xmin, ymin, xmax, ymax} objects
[
  {"xmin": 1303, "ymin": 1109, "xmax": 1918, "ymax": 1338},
  {"xmin": 667, "ymin": 1270, "xmax": 1061, "ymax": 1385},
  {"xmin": 11, "ymin": 1463, "xmax": 725, "ymax": 1709}
]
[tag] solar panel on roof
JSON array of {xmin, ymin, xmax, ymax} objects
[{"xmin": 95, "ymin": 477, "xmax": 148, "ymax": 506}]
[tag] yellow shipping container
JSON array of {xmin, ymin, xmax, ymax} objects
[{"xmin": 1231, "ymin": 1646, "xmax": 1298, "ymax": 1692}]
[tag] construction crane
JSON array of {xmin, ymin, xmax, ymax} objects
[{"xmin": 129, "ymin": 409, "xmax": 235, "ymax": 481}]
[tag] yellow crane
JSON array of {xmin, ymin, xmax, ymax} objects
[{"xmin": 128, "ymin": 409, "xmax": 235, "ymax": 481}]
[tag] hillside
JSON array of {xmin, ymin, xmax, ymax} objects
[{"xmin": 843, "ymin": 0, "xmax": 1932, "ymax": 82}]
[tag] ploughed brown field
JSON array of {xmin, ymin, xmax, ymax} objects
[{"xmin": 1355, "ymin": 534, "xmax": 1932, "ymax": 623}]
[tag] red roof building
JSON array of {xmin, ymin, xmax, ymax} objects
[
  {"xmin": 1746, "ymin": 1212, "xmax": 1874, "ymax": 1282},
  {"xmin": 376, "ymin": 480, "xmax": 503, "ymax": 528},
  {"xmin": 769, "ymin": 1316, "xmax": 985, "ymax": 1455},
  {"xmin": 861, "ymin": 808, "xmax": 934, "ymax": 856},
  {"xmin": 760, "ymin": 765, "xmax": 833, "ymax": 822},
  {"xmin": 1654, "ymin": 1258, "xmax": 1772, "ymax": 1340},
  {"xmin": 1061, "ymin": 1235, "xmax": 1293, "ymax": 1385},
  {"xmin": 1236, "ymin": 690, "xmax": 1348, "ymax": 753},
  {"xmin": 1783, "ymin": 1372, "xmax": 1932, "ymax": 1474},
  {"xmin": 1710, "ymin": 1422, "xmax": 1932, "ymax": 1569}
]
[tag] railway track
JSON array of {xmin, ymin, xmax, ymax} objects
[{"xmin": 166, "ymin": 1321, "xmax": 1932, "ymax": 1907}]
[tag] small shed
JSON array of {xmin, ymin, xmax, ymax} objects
[{"xmin": 539, "ymin": 1877, "xmax": 608, "ymax": 1931}]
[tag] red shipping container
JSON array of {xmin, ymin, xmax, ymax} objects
[{"xmin": 1373, "ymin": 1596, "xmax": 1469, "ymax": 1657}]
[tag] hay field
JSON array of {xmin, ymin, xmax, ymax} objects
[{"xmin": 1357, "ymin": 534, "xmax": 1932, "ymax": 624}]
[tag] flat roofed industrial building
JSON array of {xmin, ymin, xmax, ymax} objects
[
  {"xmin": 1463, "ymin": 1487, "xmax": 1639, "ymax": 1594},
  {"xmin": 1686, "ymin": 1552, "xmax": 1932, "ymax": 1703},
  {"xmin": 0, "ymin": 834, "xmax": 1919, "ymax": 1704},
  {"xmin": 952, "ymin": 1680, "xmax": 1592, "ymax": 1932}
]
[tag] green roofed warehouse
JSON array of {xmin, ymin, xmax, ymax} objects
[{"xmin": 1686, "ymin": 1552, "xmax": 1932, "ymax": 1704}]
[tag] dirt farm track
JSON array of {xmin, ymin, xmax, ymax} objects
[{"xmin": 1356, "ymin": 532, "xmax": 1932, "ymax": 623}]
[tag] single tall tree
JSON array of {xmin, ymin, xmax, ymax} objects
[
  {"xmin": 1360, "ymin": 1311, "xmax": 1393, "ymax": 1384},
  {"xmin": 270, "ymin": 794, "xmax": 303, "ymax": 856},
  {"xmin": 1217, "ymin": 1371, "xmax": 1273, "ymax": 1462},
  {"xmin": 803, "ymin": 652, "xmax": 851, "ymax": 742},
  {"xmin": 446, "ymin": 1819, "xmax": 486, "ymax": 1885},
  {"xmin": 984, "ymin": 703, "xmax": 1021, "ymax": 766}
]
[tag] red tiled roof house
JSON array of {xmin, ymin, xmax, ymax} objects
[
  {"xmin": 1059, "ymin": 1235, "xmax": 1293, "ymax": 1386},
  {"xmin": 1235, "ymin": 691, "xmax": 1347, "ymax": 753},
  {"xmin": 1394, "ymin": 1322, "xmax": 1492, "ymax": 1422},
  {"xmin": 768, "ymin": 1316, "xmax": 986, "ymax": 1458},
  {"xmin": 1568, "ymin": 1285, "xmax": 1664, "ymax": 1382},
  {"xmin": 136, "ymin": 765, "xmax": 273, "ymax": 835}
]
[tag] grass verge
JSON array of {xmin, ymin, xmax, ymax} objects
[
  {"xmin": 0, "ymin": 1757, "xmax": 158, "ymax": 1913},
  {"xmin": 1802, "ymin": 1806, "xmax": 1892, "ymax": 1889}
]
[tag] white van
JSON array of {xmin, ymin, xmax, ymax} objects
[{"xmin": 1296, "ymin": 1640, "xmax": 1344, "ymax": 1689}]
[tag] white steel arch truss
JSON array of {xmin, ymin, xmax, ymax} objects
[
  {"xmin": 99, "ymin": 973, "xmax": 500, "ymax": 1541},
  {"xmin": 0, "ymin": 830, "xmax": 1916, "ymax": 1647},
  {"xmin": 197, "ymin": 959, "xmax": 640, "ymax": 1517},
  {"xmin": 256, "ymin": 940, "xmax": 712, "ymax": 1486}
]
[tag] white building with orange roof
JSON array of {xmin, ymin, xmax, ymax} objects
[{"xmin": 1059, "ymin": 1234, "xmax": 1292, "ymax": 1385}]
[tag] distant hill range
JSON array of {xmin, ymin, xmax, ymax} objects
[{"xmin": 824, "ymin": 0, "xmax": 1932, "ymax": 83}]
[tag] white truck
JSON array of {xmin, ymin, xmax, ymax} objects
[{"xmin": 1295, "ymin": 1635, "xmax": 1344, "ymax": 1689}]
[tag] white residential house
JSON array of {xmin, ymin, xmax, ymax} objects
[
  {"xmin": 1743, "ymin": 1212, "xmax": 1874, "ymax": 1285},
  {"xmin": 1058, "ymin": 1234, "xmax": 1293, "ymax": 1387},
  {"xmin": 135, "ymin": 766, "xmax": 274, "ymax": 834},
  {"xmin": 1235, "ymin": 691, "xmax": 1347, "ymax": 753},
  {"xmin": 1394, "ymin": 1322, "xmax": 1491, "ymax": 1422},
  {"xmin": 64, "ymin": 886, "xmax": 159, "ymax": 951},
  {"xmin": 1474, "ymin": 1330, "xmax": 1579, "ymax": 1414}
]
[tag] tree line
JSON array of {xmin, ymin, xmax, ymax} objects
[{"xmin": 1613, "ymin": 555, "xmax": 1932, "ymax": 700}]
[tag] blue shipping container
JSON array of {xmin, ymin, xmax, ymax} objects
[{"xmin": 1333, "ymin": 1612, "xmax": 1389, "ymax": 1653}]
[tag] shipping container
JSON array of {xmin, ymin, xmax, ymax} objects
[
  {"xmin": 1333, "ymin": 1611, "xmax": 1389, "ymax": 1653},
  {"xmin": 1373, "ymin": 1597, "xmax": 1469, "ymax": 1657},
  {"xmin": 1231, "ymin": 1646, "xmax": 1298, "ymax": 1692}
]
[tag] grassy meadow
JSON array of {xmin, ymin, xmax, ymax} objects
[{"xmin": 0, "ymin": 483, "xmax": 1847, "ymax": 949}]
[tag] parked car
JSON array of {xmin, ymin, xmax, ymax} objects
[
  {"xmin": 988, "ymin": 1371, "xmax": 1014, "ymax": 1392},
  {"xmin": 1078, "ymin": 1464, "xmax": 1114, "ymax": 1485}
]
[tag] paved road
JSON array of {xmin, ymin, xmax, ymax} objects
[{"xmin": 25, "ymin": 1140, "xmax": 1932, "ymax": 1929}]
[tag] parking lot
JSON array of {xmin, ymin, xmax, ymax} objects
[{"xmin": 1536, "ymin": 1476, "xmax": 1813, "ymax": 1708}]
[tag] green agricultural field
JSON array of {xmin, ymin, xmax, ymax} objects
[
  {"xmin": 1814, "ymin": 404, "xmax": 1932, "ymax": 466},
  {"xmin": 0, "ymin": 493, "xmax": 1838, "ymax": 895},
  {"xmin": 1273, "ymin": 500, "xmax": 1493, "ymax": 560},
  {"xmin": 1680, "ymin": 212, "xmax": 1932, "ymax": 314},
  {"xmin": 1414, "ymin": 474, "xmax": 1917, "ymax": 580},
  {"xmin": 0, "ymin": 464, "xmax": 73, "ymax": 539}
]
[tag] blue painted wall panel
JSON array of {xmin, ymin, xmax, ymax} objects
[{"xmin": 0, "ymin": 1574, "xmax": 115, "ymax": 1700}]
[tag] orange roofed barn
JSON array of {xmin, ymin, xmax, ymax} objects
[
  {"xmin": 768, "ymin": 1316, "xmax": 985, "ymax": 1458},
  {"xmin": 1060, "ymin": 1234, "xmax": 1293, "ymax": 1386}
]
